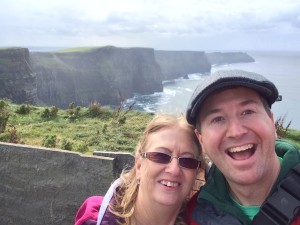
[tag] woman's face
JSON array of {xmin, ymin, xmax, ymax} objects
[{"xmin": 135, "ymin": 125, "xmax": 199, "ymax": 208}]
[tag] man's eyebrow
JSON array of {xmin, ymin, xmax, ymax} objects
[
  {"xmin": 201, "ymin": 99, "xmax": 258, "ymax": 119},
  {"xmin": 201, "ymin": 108, "xmax": 221, "ymax": 119},
  {"xmin": 240, "ymin": 99, "xmax": 258, "ymax": 106}
]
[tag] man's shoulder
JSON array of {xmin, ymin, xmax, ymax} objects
[
  {"xmin": 186, "ymin": 192, "xmax": 244, "ymax": 225},
  {"xmin": 275, "ymin": 139, "xmax": 299, "ymax": 152}
]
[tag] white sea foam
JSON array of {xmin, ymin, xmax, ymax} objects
[{"xmin": 126, "ymin": 52, "xmax": 300, "ymax": 130}]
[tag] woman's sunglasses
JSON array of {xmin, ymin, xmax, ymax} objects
[{"xmin": 140, "ymin": 152, "xmax": 200, "ymax": 169}]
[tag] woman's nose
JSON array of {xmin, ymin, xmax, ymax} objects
[{"xmin": 165, "ymin": 157, "xmax": 181, "ymax": 175}]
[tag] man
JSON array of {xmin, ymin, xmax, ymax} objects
[{"xmin": 185, "ymin": 70, "xmax": 300, "ymax": 225}]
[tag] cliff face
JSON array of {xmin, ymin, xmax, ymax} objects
[
  {"xmin": 31, "ymin": 46, "xmax": 163, "ymax": 108},
  {"xmin": 0, "ymin": 48, "xmax": 37, "ymax": 104},
  {"xmin": 155, "ymin": 50, "xmax": 211, "ymax": 80},
  {"xmin": 0, "ymin": 47, "xmax": 256, "ymax": 108},
  {"xmin": 206, "ymin": 52, "xmax": 255, "ymax": 65}
]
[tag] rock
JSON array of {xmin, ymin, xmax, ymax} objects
[
  {"xmin": 31, "ymin": 46, "xmax": 163, "ymax": 108},
  {"xmin": 206, "ymin": 52, "xmax": 255, "ymax": 65},
  {"xmin": 0, "ymin": 48, "xmax": 37, "ymax": 104},
  {"xmin": 154, "ymin": 50, "xmax": 211, "ymax": 80}
]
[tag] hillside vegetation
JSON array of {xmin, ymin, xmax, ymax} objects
[
  {"xmin": 0, "ymin": 99, "xmax": 299, "ymax": 154},
  {"xmin": 0, "ymin": 100, "xmax": 154, "ymax": 154}
]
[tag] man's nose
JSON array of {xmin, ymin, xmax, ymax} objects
[{"xmin": 226, "ymin": 118, "xmax": 247, "ymax": 138}]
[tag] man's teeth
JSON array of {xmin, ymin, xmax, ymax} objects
[
  {"xmin": 228, "ymin": 144, "xmax": 253, "ymax": 153},
  {"xmin": 160, "ymin": 180, "xmax": 179, "ymax": 187}
]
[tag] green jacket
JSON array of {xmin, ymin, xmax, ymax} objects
[{"xmin": 187, "ymin": 139, "xmax": 300, "ymax": 225}]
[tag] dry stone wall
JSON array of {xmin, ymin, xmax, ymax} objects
[{"xmin": 0, "ymin": 142, "xmax": 133, "ymax": 225}]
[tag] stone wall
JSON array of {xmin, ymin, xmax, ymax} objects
[
  {"xmin": 0, "ymin": 142, "xmax": 205, "ymax": 225},
  {"xmin": 0, "ymin": 142, "xmax": 133, "ymax": 225}
]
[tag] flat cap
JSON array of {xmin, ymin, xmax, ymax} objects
[{"xmin": 186, "ymin": 69, "xmax": 280, "ymax": 125}]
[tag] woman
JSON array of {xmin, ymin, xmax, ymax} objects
[{"xmin": 75, "ymin": 114, "xmax": 203, "ymax": 225}]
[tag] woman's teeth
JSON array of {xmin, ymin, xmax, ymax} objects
[{"xmin": 160, "ymin": 180, "xmax": 179, "ymax": 187}]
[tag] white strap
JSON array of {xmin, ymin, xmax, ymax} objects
[{"xmin": 96, "ymin": 178, "xmax": 122, "ymax": 225}]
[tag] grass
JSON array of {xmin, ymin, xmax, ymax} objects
[
  {"xmin": 54, "ymin": 47, "xmax": 99, "ymax": 53},
  {"xmin": 275, "ymin": 114, "xmax": 300, "ymax": 149},
  {"xmin": 0, "ymin": 100, "xmax": 154, "ymax": 154},
  {"xmin": 1, "ymin": 100, "xmax": 300, "ymax": 154},
  {"xmin": 284, "ymin": 129, "xmax": 300, "ymax": 149}
]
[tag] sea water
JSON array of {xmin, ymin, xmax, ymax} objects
[{"xmin": 126, "ymin": 51, "xmax": 300, "ymax": 130}]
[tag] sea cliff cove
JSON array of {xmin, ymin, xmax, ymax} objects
[
  {"xmin": 1, "ymin": 47, "xmax": 299, "ymax": 225},
  {"xmin": 0, "ymin": 46, "xmax": 253, "ymax": 109}
]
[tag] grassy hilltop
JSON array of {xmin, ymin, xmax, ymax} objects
[
  {"xmin": 0, "ymin": 100, "xmax": 154, "ymax": 154},
  {"xmin": 0, "ymin": 99, "xmax": 299, "ymax": 154}
]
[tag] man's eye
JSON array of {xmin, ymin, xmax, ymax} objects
[
  {"xmin": 242, "ymin": 110, "xmax": 254, "ymax": 115},
  {"xmin": 212, "ymin": 117, "xmax": 224, "ymax": 123}
]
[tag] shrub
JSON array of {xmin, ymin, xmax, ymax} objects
[
  {"xmin": 8, "ymin": 125, "xmax": 20, "ymax": 143},
  {"xmin": 0, "ymin": 132, "xmax": 9, "ymax": 142},
  {"xmin": 275, "ymin": 114, "xmax": 292, "ymax": 138},
  {"xmin": 41, "ymin": 106, "xmax": 59, "ymax": 119},
  {"xmin": 118, "ymin": 116, "xmax": 126, "ymax": 124},
  {"xmin": 15, "ymin": 104, "xmax": 31, "ymax": 114},
  {"xmin": 111, "ymin": 100, "xmax": 135, "ymax": 125},
  {"xmin": 0, "ymin": 100, "xmax": 10, "ymax": 133},
  {"xmin": 102, "ymin": 124, "xmax": 108, "ymax": 133},
  {"xmin": 41, "ymin": 108, "xmax": 50, "ymax": 119},
  {"xmin": 88, "ymin": 101, "xmax": 104, "ymax": 117},
  {"xmin": 73, "ymin": 141, "xmax": 88, "ymax": 153},
  {"xmin": 61, "ymin": 139, "xmax": 73, "ymax": 150},
  {"xmin": 42, "ymin": 135, "xmax": 57, "ymax": 148},
  {"xmin": 69, "ymin": 102, "xmax": 75, "ymax": 110},
  {"xmin": 49, "ymin": 106, "xmax": 58, "ymax": 117},
  {"xmin": 68, "ymin": 102, "xmax": 81, "ymax": 121}
]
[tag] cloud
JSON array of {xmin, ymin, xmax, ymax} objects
[{"xmin": 1, "ymin": 0, "xmax": 300, "ymax": 50}]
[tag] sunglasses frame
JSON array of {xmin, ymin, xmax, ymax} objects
[{"xmin": 140, "ymin": 151, "xmax": 200, "ymax": 170}]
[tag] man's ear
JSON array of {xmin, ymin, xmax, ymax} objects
[
  {"xmin": 270, "ymin": 112, "xmax": 275, "ymax": 123},
  {"xmin": 194, "ymin": 128, "xmax": 206, "ymax": 154},
  {"xmin": 270, "ymin": 112, "xmax": 278, "ymax": 138}
]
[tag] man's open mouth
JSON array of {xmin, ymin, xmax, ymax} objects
[{"xmin": 227, "ymin": 144, "xmax": 256, "ymax": 160}]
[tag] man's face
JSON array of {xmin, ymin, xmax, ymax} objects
[{"xmin": 195, "ymin": 87, "xmax": 278, "ymax": 187}]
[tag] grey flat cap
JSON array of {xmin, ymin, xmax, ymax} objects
[{"xmin": 186, "ymin": 69, "xmax": 280, "ymax": 125}]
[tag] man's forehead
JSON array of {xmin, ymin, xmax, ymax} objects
[
  {"xmin": 199, "ymin": 87, "xmax": 261, "ymax": 115},
  {"xmin": 186, "ymin": 69, "xmax": 279, "ymax": 126},
  {"xmin": 204, "ymin": 86, "xmax": 261, "ymax": 103}
]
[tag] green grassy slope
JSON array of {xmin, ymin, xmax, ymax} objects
[{"xmin": 1, "ymin": 100, "xmax": 299, "ymax": 154}]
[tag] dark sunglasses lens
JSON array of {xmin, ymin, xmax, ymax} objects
[
  {"xmin": 179, "ymin": 158, "xmax": 199, "ymax": 169},
  {"xmin": 148, "ymin": 152, "xmax": 171, "ymax": 164}
]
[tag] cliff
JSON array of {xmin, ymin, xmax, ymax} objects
[
  {"xmin": 0, "ymin": 47, "xmax": 255, "ymax": 108},
  {"xmin": 31, "ymin": 46, "xmax": 163, "ymax": 108},
  {"xmin": 206, "ymin": 52, "xmax": 255, "ymax": 65},
  {"xmin": 155, "ymin": 50, "xmax": 211, "ymax": 80},
  {"xmin": 0, "ymin": 48, "xmax": 37, "ymax": 104}
]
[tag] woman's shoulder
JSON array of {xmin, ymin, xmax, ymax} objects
[{"xmin": 75, "ymin": 196, "xmax": 104, "ymax": 225}]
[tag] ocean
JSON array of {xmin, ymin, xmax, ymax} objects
[{"xmin": 125, "ymin": 51, "xmax": 300, "ymax": 130}]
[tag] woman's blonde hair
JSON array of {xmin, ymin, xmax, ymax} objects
[{"xmin": 109, "ymin": 114, "xmax": 202, "ymax": 225}]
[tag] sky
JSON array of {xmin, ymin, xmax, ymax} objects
[{"xmin": 1, "ymin": 0, "xmax": 300, "ymax": 51}]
